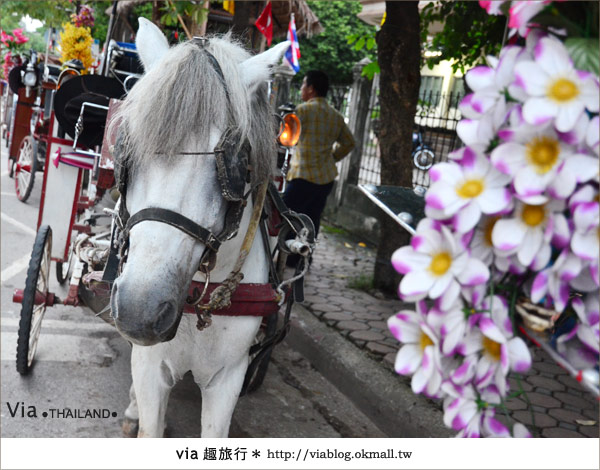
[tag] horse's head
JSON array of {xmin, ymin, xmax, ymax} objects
[{"xmin": 110, "ymin": 18, "xmax": 289, "ymax": 345}]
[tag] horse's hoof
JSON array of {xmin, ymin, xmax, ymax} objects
[{"xmin": 122, "ymin": 417, "xmax": 139, "ymax": 438}]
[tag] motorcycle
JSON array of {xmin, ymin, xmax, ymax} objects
[{"xmin": 412, "ymin": 127, "xmax": 435, "ymax": 171}]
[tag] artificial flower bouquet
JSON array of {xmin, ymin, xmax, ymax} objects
[
  {"xmin": 1, "ymin": 28, "xmax": 29, "ymax": 79},
  {"xmin": 71, "ymin": 4, "xmax": 95, "ymax": 28},
  {"xmin": 388, "ymin": 1, "xmax": 599, "ymax": 437},
  {"xmin": 59, "ymin": 22, "xmax": 94, "ymax": 73}
]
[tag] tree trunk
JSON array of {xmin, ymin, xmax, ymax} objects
[{"xmin": 373, "ymin": 1, "xmax": 421, "ymax": 293}]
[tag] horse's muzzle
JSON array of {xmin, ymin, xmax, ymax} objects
[{"xmin": 111, "ymin": 281, "xmax": 182, "ymax": 346}]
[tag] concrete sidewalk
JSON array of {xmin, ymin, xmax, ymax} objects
[{"xmin": 283, "ymin": 226, "xmax": 599, "ymax": 438}]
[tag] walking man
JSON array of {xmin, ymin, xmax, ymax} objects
[{"xmin": 284, "ymin": 70, "xmax": 355, "ymax": 255}]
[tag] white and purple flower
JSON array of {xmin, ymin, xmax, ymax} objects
[
  {"xmin": 387, "ymin": 308, "xmax": 444, "ymax": 397},
  {"xmin": 392, "ymin": 224, "xmax": 490, "ymax": 309},
  {"xmin": 426, "ymin": 150, "xmax": 512, "ymax": 233},
  {"xmin": 461, "ymin": 296, "xmax": 532, "ymax": 395},
  {"xmin": 515, "ymin": 36, "xmax": 600, "ymax": 132},
  {"xmin": 491, "ymin": 124, "xmax": 590, "ymax": 202},
  {"xmin": 491, "ymin": 199, "xmax": 567, "ymax": 267}
]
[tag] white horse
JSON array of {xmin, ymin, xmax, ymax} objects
[{"xmin": 109, "ymin": 18, "xmax": 290, "ymax": 438}]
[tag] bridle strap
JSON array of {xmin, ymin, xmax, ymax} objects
[{"xmin": 126, "ymin": 207, "xmax": 221, "ymax": 252}]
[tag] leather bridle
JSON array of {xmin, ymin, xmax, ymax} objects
[{"xmin": 103, "ymin": 38, "xmax": 254, "ymax": 284}]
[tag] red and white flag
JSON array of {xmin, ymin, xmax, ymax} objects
[{"xmin": 254, "ymin": 2, "xmax": 273, "ymax": 46}]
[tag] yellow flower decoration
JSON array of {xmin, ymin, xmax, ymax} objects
[{"xmin": 59, "ymin": 22, "xmax": 93, "ymax": 73}]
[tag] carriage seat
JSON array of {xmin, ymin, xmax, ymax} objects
[{"xmin": 53, "ymin": 75, "xmax": 126, "ymax": 149}]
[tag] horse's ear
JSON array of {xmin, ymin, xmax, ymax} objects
[
  {"xmin": 239, "ymin": 41, "xmax": 290, "ymax": 92},
  {"xmin": 136, "ymin": 17, "xmax": 170, "ymax": 71}
]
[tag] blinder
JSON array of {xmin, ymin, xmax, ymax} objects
[{"xmin": 214, "ymin": 128, "xmax": 251, "ymax": 202}]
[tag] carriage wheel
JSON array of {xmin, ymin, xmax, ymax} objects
[
  {"xmin": 14, "ymin": 136, "xmax": 37, "ymax": 203},
  {"xmin": 8, "ymin": 157, "xmax": 15, "ymax": 178},
  {"xmin": 16, "ymin": 225, "xmax": 52, "ymax": 375},
  {"xmin": 242, "ymin": 312, "xmax": 278, "ymax": 395}
]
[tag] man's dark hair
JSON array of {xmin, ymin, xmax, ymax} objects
[{"xmin": 305, "ymin": 70, "xmax": 329, "ymax": 97}]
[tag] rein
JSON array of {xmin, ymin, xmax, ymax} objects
[{"xmin": 186, "ymin": 179, "xmax": 269, "ymax": 330}]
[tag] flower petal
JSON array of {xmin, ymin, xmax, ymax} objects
[
  {"xmin": 411, "ymin": 346, "xmax": 434, "ymax": 394},
  {"xmin": 492, "ymin": 218, "xmax": 526, "ymax": 252},
  {"xmin": 507, "ymin": 337, "xmax": 532, "ymax": 372},
  {"xmin": 523, "ymin": 97, "xmax": 558, "ymax": 126},
  {"xmin": 514, "ymin": 61, "xmax": 548, "ymax": 96},
  {"xmin": 453, "ymin": 200, "xmax": 482, "ymax": 233},
  {"xmin": 479, "ymin": 317, "xmax": 507, "ymax": 344},
  {"xmin": 555, "ymin": 100, "xmax": 586, "ymax": 133},
  {"xmin": 534, "ymin": 36, "xmax": 573, "ymax": 76},
  {"xmin": 513, "ymin": 423, "xmax": 532, "ymax": 438},
  {"xmin": 491, "ymin": 142, "xmax": 526, "ymax": 175},
  {"xmin": 517, "ymin": 227, "xmax": 543, "ymax": 267},
  {"xmin": 399, "ymin": 270, "xmax": 436, "ymax": 299},
  {"xmin": 388, "ymin": 312, "xmax": 421, "ymax": 343},
  {"xmin": 465, "ymin": 65, "xmax": 495, "ymax": 91},
  {"xmin": 391, "ymin": 246, "xmax": 429, "ymax": 274},
  {"xmin": 394, "ymin": 344, "xmax": 422, "ymax": 375},
  {"xmin": 478, "ymin": 187, "xmax": 512, "ymax": 214},
  {"xmin": 457, "ymin": 257, "xmax": 490, "ymax": 286}
]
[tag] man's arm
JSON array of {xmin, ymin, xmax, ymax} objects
[{"xmin": 332, "ymin": 120, "xmax": 356, "ymax": 162}]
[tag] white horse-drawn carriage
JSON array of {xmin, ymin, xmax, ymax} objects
[{"xmin": 12, "ymin": 18, "xmax": 312, "ymax": 437}]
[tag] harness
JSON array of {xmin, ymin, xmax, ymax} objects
[{"xmin": 102, "ymin": 38, "xmax": 314, "ymax": 346}]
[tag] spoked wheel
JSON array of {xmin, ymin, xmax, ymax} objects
[
  {"xmin": 413, "ymin": 146, "xmax": 435, "ymax": 171},
  {"xmin": 16, "ymin": 225, "xmax": 52, "ymax": 375},
  {"xmin": 241, "ymin": 312, "xmax": 279, "ymax": 395},
  {"xmin": 15, "ymin": 136, "xmax": 37, "ymax": 202}
]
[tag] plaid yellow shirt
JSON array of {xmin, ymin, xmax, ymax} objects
[{"xmin": 287, "ymin": 97, "xmax": 355, "ymax": 184}]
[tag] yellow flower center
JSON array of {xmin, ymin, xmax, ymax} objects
[
  {"xmin": 526, "ymin": 136, "xmax": 560, "ymax": 174},
  {"xmin": 420, "ymin": 332, "xmax": 434, "ymax": 351},
  {"xmin": 484, "ymin": 216, "xmax": 500, "ymax": 247},
  {"xmin": 521, "ymin": 204, "xmax": 546, "ymax": 227},
  {"xmin": 482, "ymin": 336, "xmax": 502, "ymax": 361},
  {"xmin": 548, "ymin": 78, "xmax": 579, "ymax": 103},
  {"xmin": 457, "ymin": 179, "xmax": 484, "ymax": 199},
  {"xmin": 429, "ymin": 252, "xmax": 452, "ymax": 276}
]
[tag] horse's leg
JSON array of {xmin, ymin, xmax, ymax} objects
[
  {"xmin": 130, "ymin": 345, "xmax": 176, "ymax": 438},
  {"xmin": 193, "ymin": 359, "xmax": 248, "ymax": 438},
  {"xmin": 122, "ymin": 384, "xmax": 140, "ymax": 437}
]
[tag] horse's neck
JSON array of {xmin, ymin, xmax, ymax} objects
[{"xmin": 193, "ymin": 195, "xmax": 269, "ymax": 284}]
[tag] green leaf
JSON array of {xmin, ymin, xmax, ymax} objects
[
  {"xmin": 366, "ymin": 37, "xmax": 375, "ymax": 50},
  {"xmin": 361, "ymin": 61, "xmax": 380, "ymax": 80},
  {"xmin": 565, "ymin": 38, "xmax": 600, "ymax": 76},
  {"xmin": 529, "ymin": 11, "xmax": 584, "ymax": 36},
  {"xmin": 355, "ymin": 37, "xmax": 365, "ymax": 50}
]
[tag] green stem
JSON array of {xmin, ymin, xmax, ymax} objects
[{"xmin": 515, "ymin": 374, "xmax": 537, "ymax": 437}]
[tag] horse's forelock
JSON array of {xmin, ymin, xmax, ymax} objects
[{"xmin": 114, "ymin": 35, "xmax": 275, "ymax": 186}]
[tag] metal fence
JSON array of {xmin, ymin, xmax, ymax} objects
[
  {"xmin": 412, "ymin": 90, "xmax": 464, "ymax": 189},
  {"xmin": 358, "ymin": 85, "xmax": 464, "ymax": 188},
  {"xmin": 358, "ymin": 75, "xmax": 381, "ymax": 185}
]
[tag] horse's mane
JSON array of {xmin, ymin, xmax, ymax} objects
[{"xmin": 115, "ymin": 35, "xmax": 275, "ymax": 186}]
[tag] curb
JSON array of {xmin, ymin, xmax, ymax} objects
[{"xmin": 283, "ymin": 302, "xmax": 452, "ymax": 438}]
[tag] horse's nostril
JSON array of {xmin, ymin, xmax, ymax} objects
[{"xmin": 152, "ymin": 302, "xmax": 178, "ymax": 335}]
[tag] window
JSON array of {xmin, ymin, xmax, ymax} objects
[{"xmin": 419, "ymin": 76, "xmax": 443, "ymax": 107}]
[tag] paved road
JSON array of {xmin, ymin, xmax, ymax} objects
[{"xmin": 0, "ymin": 137, "xmax": 385, "ymax": 438}]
